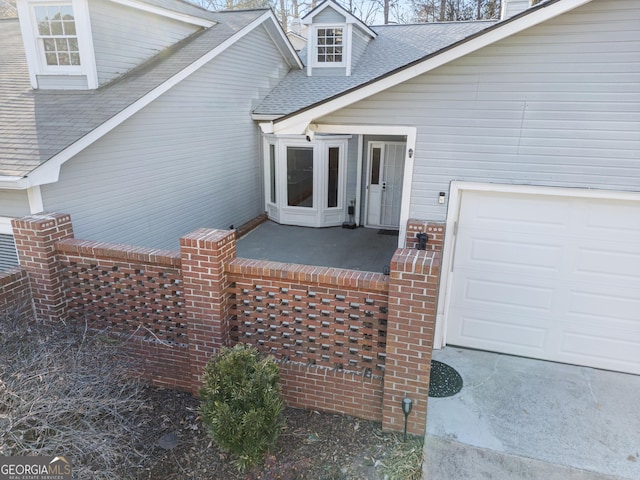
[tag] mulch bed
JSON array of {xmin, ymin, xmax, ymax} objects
[{"xmin": 135, "ymin": 387, "xmax": 401, "ymax": 480}]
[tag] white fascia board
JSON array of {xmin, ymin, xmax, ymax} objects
[
  {"xmin": 0, "ymin": 177, "xmax": 26, "ymax": 189},
  {"xmin": 0, "ymin": 217, "xmax": 14, "ymax": 235},
  {"xmin": 23, "ymin": 11, "xmax": 274, "ymax": 188},
  {"xmin": 274, "ymin": 0, "xmax": 592, "ymax": 134},
  {"xmin": 109, "ymin": 0, "xmax": 215, "ymax": 27}
]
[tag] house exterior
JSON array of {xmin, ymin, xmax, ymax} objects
[
  {"xmin": 1, "ymin": 0, "xmax": 639, "ymax": 377},
  {"xmin": 0, "ymin": 0, "xmax": 300, "ymax": 268},
  {"xmin": 253, "ymin": 0, "xmax": 640, "ymax": 375}
]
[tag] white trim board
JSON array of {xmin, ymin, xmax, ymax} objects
[
  {"xmin": 434, "ymin": 181, "xmax": 640, "ymax": 350},
  {"xmin": 0, "ymin": 217, "xmax": 14, "ymax": 235},
  {"xmin": 109, "ymin": 0, "xmax": 215, "ymax": 27}
]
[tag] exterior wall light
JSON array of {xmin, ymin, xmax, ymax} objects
[
  {"xmin": 402, "ymin": 396, "xmax": 413, "ymax": 441},
  {"xmin": 408, "ymin": 148, "xmax": 414, "ymax": 158},
  {"xmin": 416, "ymin": 232, "xmax": 428, "ymax": 250}
]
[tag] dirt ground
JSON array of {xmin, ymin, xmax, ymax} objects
[{"xmin": 135, "ymin": 386, "xmax": 416, "ymax": 480}]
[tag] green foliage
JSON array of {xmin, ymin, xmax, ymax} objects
[{"xmin": 200, "ymin": 344, "xmax": 284, "ymax": 471}]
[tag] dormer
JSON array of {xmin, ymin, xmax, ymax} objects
[
  {"xmin": 301, "ymin": 0, "xmax": 376, "ymax": 77},
  {"xmin": 16, "ymin": 0, "xmax": 214, "ymax": 90}
]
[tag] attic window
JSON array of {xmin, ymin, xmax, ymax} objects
[
  {"xmin": 316, "ymin": 27, "xmax": 343, "ymax": 64},
  {"xmin": 34, "ymin": 4, "xmax": 80, "ymax": 66}
]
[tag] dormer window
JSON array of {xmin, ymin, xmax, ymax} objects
[
  {"xmin": 316, "ymin": 27, "xmax": 343, "ymax": 64},
  {"xmin": 34, "ymin": 4, "xmax": 81, "ymax": 67},
  {"xmin": 17, "ymin": 0, "xmax": 98, "ymax": 89},
  {"xmin": 302, "ymin": 0, "xmax": 377, "ymax": 77}
]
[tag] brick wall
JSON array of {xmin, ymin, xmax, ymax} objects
[
  {"xmin": 405, "ymin": 219, "xmax": 445, "ymax": 252},
  {"xmin": 10, "ymin": 213, "xmax": 442, "ymax": 435},
  {"xmin": 0, "ymin": 267, "xmax": 33, "ymax": 322},
  {"xmin": 55, "ymin": 238, "xmax": 191, "ymax": 391},
  {"xmin": 227, "ymin": 258, "xmax": 388, "ymax": 420}
]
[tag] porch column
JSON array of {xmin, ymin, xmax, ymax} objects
[
  {"xmin": 383, "ymin": 248, "xmax": 441, "ymax": 435},
  {"xmin": 180, "ymin": 228, "xmax": 237, "ymax": 394},
  {"xmin": 11, "ymin": 213, "xmax": 74, "ymax": 324}
]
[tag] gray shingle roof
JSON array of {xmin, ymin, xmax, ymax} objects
[
  {"xmin": 0, "ymin": 9, "xmax": 266, "ymax": 178},
  {"xmin": 253, "ymin": 20, "xmax": 497, "ymax": 117}
]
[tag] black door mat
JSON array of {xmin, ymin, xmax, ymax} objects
[
  {"xmin": 429, "ymin": 360, "xmax": 463, "ymax": 398},
  {"xmin": 377, "ymin": 229, "xmax": 399, "ymax": 235}
]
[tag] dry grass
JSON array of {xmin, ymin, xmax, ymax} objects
[{"xmin": 0, "ymin": 306, "xmax": 152, "ymax": 479}]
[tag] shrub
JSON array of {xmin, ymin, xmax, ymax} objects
[{"xmin": 200, "ymin": 343, "xmax": 284, "ymax": 471}]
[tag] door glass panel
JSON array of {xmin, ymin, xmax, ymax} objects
[
  {"xmin": 287, "ymin": 146, "xmax": 314, "ymax": 208},
  {"xmin": 370, "ymin": 147, "xmax": 381, "ymax": 185},
  {"xmin": 327, "ymin": 147, "xmax": 339, "ymax": 208},
  {"xmin": 269, "ymin": 144, "xmax": 276, "ymax": 204}
]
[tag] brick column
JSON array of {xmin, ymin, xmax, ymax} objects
[
  {"xmin": 180, "ymin": 228, "xmax": 237, "ymax": 394},
  {"xmin": 383, "ymin": 248, "xmax": 441, "ymax": 435},
  {"xmin": 11, "ymin": 213, "xmax": 74, "ymax": 324},
  {"xmin": 405, "ymin": 219, "xmax": 445, "ymax": 252}
]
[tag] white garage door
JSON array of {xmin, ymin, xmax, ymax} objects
[{"xmin": 447, "ymin": 190, "xmax": 640, "ymax": 375}]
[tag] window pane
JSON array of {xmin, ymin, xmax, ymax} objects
[
  {"xmin": 50, "ymin": 20, "xmax": 63, "ymax": 35},
  {"xmin": 64, "ymin": 20, "xmax": 76, "ymax": 35},
  {"xmin": 269, "ymin": 144, "xmax": 276, "ymax": 204},
  {"xmin": 55, "ymin": 38, "xmax": 68, "ymax": 50},
  {"xmin": 70, "ymin": 52, "xmax": 81, "ymax": 65},
  {"xmin": 68, "ymin": 38, "xmax": 78, "ymax": 51},
  {"xmin": 43, "ymin": 38, "xmax": 56, "ymax": 51},
  {"xmin": 60, "ymin": 5, "xmax": 74, "ymax": 19},
  {"xmin": 287, "ymin": 147, "xmax": 313, "ymax": 208},
  {"xmin": 58, "ymin": 53, "xmax": 70, "ymax": 65},
  {"xmin": 370, "ymin": 148, "xmax": 381, "ymax": 185},
  {"xmin": 45, "ymin": 53, "xmax": 58, "ymax": 65},
  {"xmin": 327, "ymin": 147, "xmax": 339, "ymax": 208}
]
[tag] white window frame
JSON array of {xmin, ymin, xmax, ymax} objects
[
  {"xmin": 309, "ymin": 24, "xmax": 349, "ymax": 69},
  {"xmin": 17, "ymin": 0, "xmax": 98, "ymax": 89},
  {"xmin": 263, "ymin": 135, "xmax": 350, "ymax": 227}
]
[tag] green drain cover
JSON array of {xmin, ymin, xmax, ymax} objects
[{"xmin": 429, "ymin": 360, "xmax": 463, "ymax": 398}]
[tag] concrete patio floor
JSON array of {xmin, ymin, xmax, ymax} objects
[
  {"xmin": 424, "ymin": 347, "xmax": 640, "ymax": 480},
  {"xmin": 236, "ymin": 221, "xmax": 400, "ymax": 273}
]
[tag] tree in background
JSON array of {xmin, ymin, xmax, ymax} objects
[{"xmin": 412, "ymin": 0, "xmax": 500, "ymax": 22}]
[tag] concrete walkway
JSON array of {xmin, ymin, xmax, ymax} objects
[
  {"xmin": 236, "ymin": 221, "xmax": 399, "ymax": 273},
  {"xmin": 424, "ymin": 347, "xmax": 640, "ymax": 480}
]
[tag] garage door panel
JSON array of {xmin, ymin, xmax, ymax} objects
[
  {"xmin": 461, "ymin": 237, "xmax": 564, "ymax": 273},
  {"xmin": 462, "ymin": 192, "xmax": 569, "ymax": 234},
  {"xmin": 454, "ymin": 312, "xmax": 547, "ymax": 351},
  {"xmin": 567, "ymin": 289, "xmax": 640, "ymax": 324},
  {"xmin": 453, "ymin": 276, "xmax": 555, "ymax": 313},
  {"xmin": 446, "ymin": 189, "xmax": 640, "ymax": 375},
  {"xmin": 560, "ymin": 333, "xmax": 640, "ymax": 373},
  {"xmin": 575, "ymin": 247, "xmax": 640, "ymax": 284}
]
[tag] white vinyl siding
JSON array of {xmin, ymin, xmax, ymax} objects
[
  {"xmin": 313, "ymin": 9, "xmax": 346, "ymax": 23},
  {"xmin": 89, "ymin": 0, "xmax": 200, "ymax": 85},
  {"xmin": 351, "ymin": 27, "xmax": 369, "ymax": 68},
  {"xmin": 0, "ymin": 190, "xmax": 31, "ymax": 218},
  {"xmin": 36, "ymin": 74, "xmax": 88, "ymax": 89},
  {"xmin": 320, "ymin": 0, "xmax": 640, "ymax": 222},
  {"xmin": 41, "ymin": 24, "xmax": 290, "ymax": 250}
]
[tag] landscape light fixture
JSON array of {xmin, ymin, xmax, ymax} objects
[{"xmin": 402, "ymin": 396, "xmax": 413, "ymax": 442}]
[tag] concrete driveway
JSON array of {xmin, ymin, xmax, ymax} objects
[{"xmin": 423, "ymin": 347, "xmax": 640, "ymax": 480}]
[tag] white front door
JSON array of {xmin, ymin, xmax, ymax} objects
[
  {"xmin": 446, "ymin": 189, "xmax": 640, "ymax": 375},
  {"xmin": 366, "ymin": 142, "xmax": 405, "ymax": 228}
]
